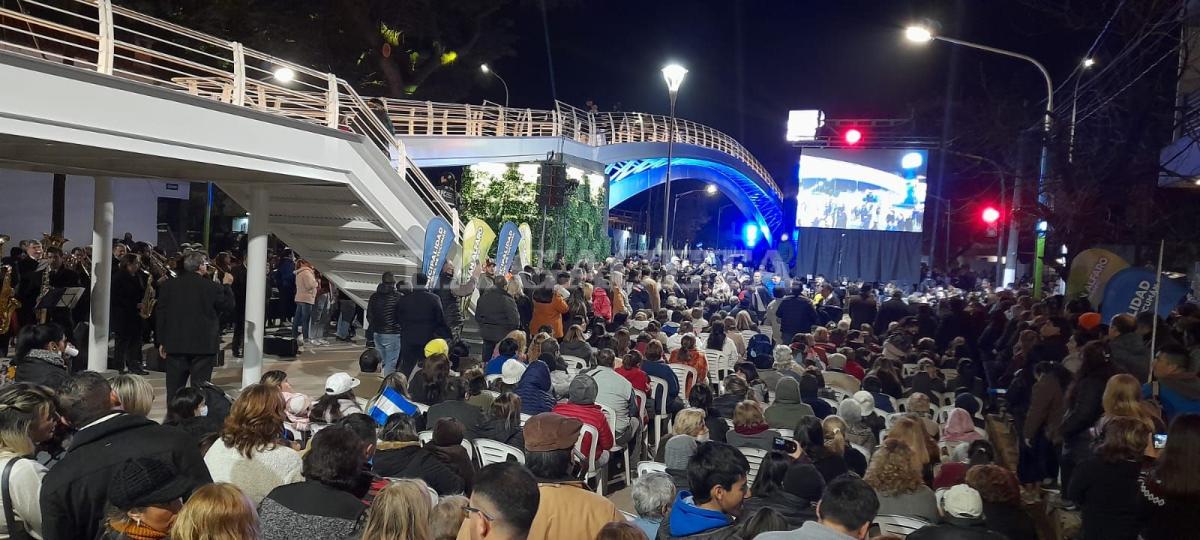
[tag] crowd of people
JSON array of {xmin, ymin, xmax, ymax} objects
[{"xmin": 2, "ymin": 238, "xmax": 1200, "ymax": 539}]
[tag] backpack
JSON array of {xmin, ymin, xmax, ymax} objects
[{"xmin": 746, "ymin": 334, "xmax": 775, "ymax": 369}]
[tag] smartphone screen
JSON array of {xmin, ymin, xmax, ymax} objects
[
  {"xmin": 1154, "ymin": 433, "xmax": 1167, "ymax": 449},
  {"xmin": 772, "ymin": 437, "xmax": 797, "ymax": 454}
]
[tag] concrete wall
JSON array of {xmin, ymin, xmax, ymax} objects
[{"xmin": 0, "ymin": 169, "xmax": 189, "ymax": 250}]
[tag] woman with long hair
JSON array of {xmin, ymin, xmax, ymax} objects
[
  {"xmin": 364, "ymin": 372, "xmax": 415, "ymax": 415},
  {"xmin": 741, "ymin": 451, "xmax": 821, "ymax": 528},
  {"xmin": 409, "ymin": 353, "xmax": 451, "ymax": 405},
  {"xmin": 0, "ymin": 384, "xmax": 57, "ymax": 538},
  {"xmin": 869, "ymin": 357, "xmax": 904, "ymax": 399},
  {"xmin": 1066, "ymin": 416, "xmax": 1152, "ymax": 540},
  {"xmin": 527, "ymin": 332, "xmax": 552, "ymax": 365},
  {"xmin": 1100, "ymin": 373, "xmax": 1165, "ymax": 432},
  {"xmin": 687, "ymin": 385, "xmax": 727, "ymax": 443},
  {"xmin": 560, "ymin": 324, "xmax": 593, "ymax": 363},
  {"xmin": 170, "ymin": 483, "xmax": 260, "ymax": 540},
  {"xmin": 885, "ymin": 416, "xmax": 937, "ymax": 485},
  {"xmin": 1059, "ymin": 341, "xmax": 1121, "ymax": 495},
  {"xmin": 670, "ymin": 334, "xmax": 708, "ymax": 393},
  {"xmin": 359, "ymin": 479, "xmax": 432, "ymax": 540},
  {"xmin": 705, "ymin": 323, "xmax": 740, "ymax": 368},
  {"xmin": 822, "ymin": 415, "xmax": 868, "ymax": 476},
  {"xmin": 468, "ymin": 392, "xmax": 526, "ymax": 451},
  {"xmin": 863, "ymin": 438, "xmax": 939, "ymax": 523},
  {"xmin": 259, "ymin": 370, "xmax": 312, "ymax": 432},
  {"xmin": 310, "ymin": 372, "xmax": 364, "ymax": 425},
  {"xmin": 1139, "ymin": 414, "xmax": 1200, "ymax": 539},
  {"xmin": 12, "ymin": 324, "xmax": 69, "ymax": 389},
  {"xmin": 203, "ymin": 384, "xmax": 303, "ymax": 504}
]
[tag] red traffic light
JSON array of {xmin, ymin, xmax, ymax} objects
[
  {"xmin": 843, "ymin": 128, "xmax": 863, "ymax": 145},
  {"xmin": 981, "ymin": 207, "xmax": 1000, "ymax": 224}
]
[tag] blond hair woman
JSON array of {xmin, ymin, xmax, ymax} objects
[
  {"xmin": 171, "ymin": 483, "xmax": 260, "ymax": 540},
  {"xmin": 0, "ymin": 383, "xmax": 58, "ymax": 538},
  {"xmin": 111, "ymin": 373, "xmax": 154, "ymax": 417},
  {"xmin": 360, "ymin": 479, "xmax": 433, "ymax": 540},
  {"xmin": 1100, "ymin": 373, "xmax": 1165, "ymax": 432},
  {"xmin": 863, "ymin": 438, "xmax": 939, "ymax": 523}
]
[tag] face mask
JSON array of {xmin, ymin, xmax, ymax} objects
[
  {"xmin": 63, "ymin": 344, "xmax": 79, "ymax": 358},
  {"xmin": 197, "ymin": 406, "xmax": 208, "ymax": 417}
]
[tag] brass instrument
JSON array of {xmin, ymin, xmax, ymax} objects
[
  {"xmin": 0, "ymin": 236, "xmax": 19, "ymax": 335},
  {"xmin": 139, "ymin": 266, "xmax": 156, "ymax": 319},
  {"xmin": 142, "ymin": 249, "xmax": 177, "ymax": 281},
  {"xmin": 36, "ymin": 233, "xmax": 67, "ymax": 324}
]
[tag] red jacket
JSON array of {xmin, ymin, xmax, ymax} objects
[
  {"xmin": 844, "ymin": 360, "xmax": 866, "ymax": 381},
  {"xmin": 615, "ymin": 366, "xmax": 650, "ymax": 394},
  {"xmin": 552, "ymin": 402, "xmax": 613, "ymax": 461}
]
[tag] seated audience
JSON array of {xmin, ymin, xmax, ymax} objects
[
  {"xmin": 372, "ymin": 413, "xmax": 464, "ymax": 496},
  {"xmin": 966, "ymin": 464, "xmax": 1036, "ymax": 540},
  {"xmin": 514, "ymin": 360, "xmax": 557, "ymax": 416},
  {"xmin": 741, "ymin": 451, "xmax": 820, "ymax": 529},
  {"xmin": 425, "ymin": 417, "xmax": 475, "ymax": 494},
  {"xmin": 618, "ymin": 350, "xmax": 652, "ymax": 395},
  {"xmin": 1143, "ymin": 344, "xmax": 1200, "ymax": 423},
  {"xmin": 798, "ymin": 375, "xmax": 834, "ymax": 420},
  {"xmin": 203, "ymin": 383, "xmax": 303, "ymax": 504},
  {"xmin": 586, "ymin": 348, "xmax": 642, "ymax": 459},
  {"xmin": 932, "ymin": 440, "xmax": 994, "ymax": 490},
  {"xmin": 258, "ymin": 426, "xmax": 369, "ymax": 540},
  {"xmin": 409, "ymin": 352, "xmax": 451, "ymax": 405},
  {"xmin": 12, "ymin": 324, "xmax": 69, "ymax": 389},
  {"xmin": 552, "ymin": 374, "xmax": 613, "ymax": 464},
  {"xmin": 903, "ymin": 393, "xmax": 940, "ymax": 439},
  {"xmin": 110, "ymin": 374, "xmax": 154, "ymax": 418},
  {"xmin": 822, "ymin": 415, "xmax": 868, "ymax": 476},
  {"xmin": 1066, "ymin": 415, "xmax": 1152, "ymax": 540},
  {"xmin": 311, "ymin": 372, "xmax": 364, "ymax": 425},
  {"xmin": 941, "ymin": 407, "xmax": 983, "ymax": 446},
  {"xmin": 260, "ymin": 369, "xmax": 312, "ymax": 432},
  {"xmin": 631, "ymin": 471, "xmax": 676, "ymax": 539},
  {"xmin": 792, "ymin": 415, "xmax": 849, "ymax": 483},
  {"xmin": 726, "ymin": 401, "xmax": 778, "ymax": 451},
  {"xmin": 643, "ymin": 341, "xmax": 685, "ymax": 416},
  {"xmin": 753, "ymin": 475, "xmax": 880, "ymax": 540},
  {"xmin": 659, "ymin": 441, "xmax": 749, "ymax": 539},
  {"xmin": 464, "ymin": 462, "xmax": 540, "ymax": 540},
  {"xmin": 169, "ymin": 482, "xmax": 260, "ymax": 540},
  {"xmin": 484, "ymin": 338, "xmax": 522, "ymax": 375},
  {"xmin": 469, "ymin": 392, "xmax": 527, "ymax": 451},
  {"xmin": 765, "ymin": 378, "xmax": 815, "ymax": 430},
  {"xmin": 357, "ymin": 478, "xmax": 432, "ymax": 540},
  {"xmin": 96, "ymin": 457, "xmax": 188, "ymax": 540},
  {"xmin": 689, "ymin": 385, "xmax": 729, "ymax": 443},
  {"xmin": 425, "ymin": 377, "xmax": 484, "ymax": 433},
  {"xmin": 864, "ymin": 439, "xmax": 939, "ymax": 523},
  {"xmin": 886, "ymin": 416, "xmax": 938, "ymax": 484},
  {"xmin": 524, "ymin": 413, "xmax": 623, "ymax": 538},
  {"xmin": 663, "ymin": 408, "xmax": 707, "ymax": 491},
  {"xmin": 598, "ymin": 521, "xmax": 651, "ymax": 540},
  {"xmin": 713, "ymin": 376, "xmax": 751, "ymax": 419},
  {"xmin": 907, "ymin": 484, "xmax": 1006, "ymax": 539},
  {"xmin": 669, "ymin": 335, "xmax": 708, "ymax": 394},
  {"xmin": 463, "ymin": 369, "xmax": 495, "ymax": 411},
  {"xmin": 430, "ymin": 495, "xmax": 469, "ymax": 540},
  {"xmin": 835, "ymin": 399, "xmax": 877, "ymax": 451}
]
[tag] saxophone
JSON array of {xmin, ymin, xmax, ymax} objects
[
  {"xmin": 139, "ymin": 269, "xmax": 155, "ymax": 319},
  {"xmin": 36, "ymin": 233, "xmax": 66, "ymax": 325},
  {"xmin": 0, "ymin": 236, "xmax": 19, "ymax": 335}
]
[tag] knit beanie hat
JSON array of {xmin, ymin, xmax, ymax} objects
[
  {"xmin": 568, "ymin": 374, "xmax": 599, "ymax": 405},
  {"xmin": 108, "ymin": 457, "xmax": 192, "ymax": 510}
]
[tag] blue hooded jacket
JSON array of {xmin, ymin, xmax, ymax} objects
[
  {"xmin": 484, "ymin": 354, "xmax": 515, "ymax": 376},
  {"xmin": 668, "ymin": 491, "xmax": 732, "ymax": 536},
  {"xmin": 515, "ymin": 360, "xmax": 557, "ymax": 415}
]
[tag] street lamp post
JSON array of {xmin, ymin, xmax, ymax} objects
[
  {"xmin": 660, "ymin": 63, "xmax": 688, "ymax": 260},
  {"xmin": 669, "ymin": 184, "xmax": 718, "ymax": 250},
  {"xmin": 480, "ymin": 64, "xmax": 509, "ymax": 107},
  {"xmin": 907, "ymin": 25, "xmax": 1053, "ymax": 294},
  {"xmin": 1068, "ymin": 57, "xmax": 1095, "ymax": 163},
  {"xmin": 715, "ymin": 203, "xmax": 733, "ymax": 251}
]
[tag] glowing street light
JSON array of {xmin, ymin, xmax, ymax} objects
[
  {"xmin": 660, "ymin": 63, "xmax": 688, "ymax": 258},
  {"xmin": 661, "ymin": 64, "xmax": 688, "ymax": 94},
  {"xmin": 273, "ymin": 67, "xmax": 295, "ymax": 83},
  {"xmin": 905, "ymin": 26, "xmax": 934, "ymax": 43},
  {"xmin": 705, "ymin": 184, "xmax": 718, "ymax": 195},
  {"xmin": 479, "ymin": 64, "xmax": 509, "ymax": 107},
  {"xmin": 1082, "ymin": 57, "xmax": 1096, "ymax": 68}
]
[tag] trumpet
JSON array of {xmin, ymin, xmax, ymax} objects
[{"xmin": 143, "ymin": 249, "xmax": 177, "ymax": 280}]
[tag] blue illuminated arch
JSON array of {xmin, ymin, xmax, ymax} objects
[{"xmin": 606, "ymin": 157, "xmax": 783, "ymax": 246}]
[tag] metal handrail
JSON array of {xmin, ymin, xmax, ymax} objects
[
  {"xmin": 376, "ymin": 99, "xmax": 781, "ymax": 197},
  {"xmin": 0, "ymin": 0, "xmax": 455, "ymax": 224}
]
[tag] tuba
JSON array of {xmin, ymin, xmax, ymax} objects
[{"xmin": 0, "ymin": 235, "xmax": 20, "ymax": 335}]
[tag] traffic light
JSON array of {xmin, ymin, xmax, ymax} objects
[
  {"xmin": 981, "ymin": 206, "xmax": 1000, "ymax": 238},
  {"xmin": 843, "ymin": 128, "xmax": 863, "ymax": 145}
]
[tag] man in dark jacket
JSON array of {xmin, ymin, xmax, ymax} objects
[
  {"xmin": 425, "ymin": 377, "xmax": 484, "ymax": 433},
  {"xmin": 846, "ymin": 289, "xmax": 878, "ymax": 333},
  {"xmin": 935, "ymin": 297, "xmax": 974, "ymax": 351},
  {"xmin": 907, "ymin": 485, "xmax": 1006, "ymax": 540},
  {"xmin": 777, "ymin": 286, "xmax": 819, "ymax": 341},
  {"xmin": 371, "ymin": 413, "xmax": 464, "ymax": 496},
  {"xmin": 1109, "ymin": 314, "xmax": 1150, "ymax": 382},
  {"xmin": 40, "ymin": 372, "xmax": 210, "ymax": 540},
  {"xmin": 110, "ymin": 253, "xmax": 147, "ymax": 374},
  {"xmin": 874, "ymin": 291, "xmax": 911, "ymax": 334},
  {"xmin": 435, "ymin": 261, "xmax": 475, "ymax": 340},
  {"xmin": 367, "ymin": 272, "xmax": 403, "ymax": 375},
  {"xmin": 475, "ymin": 275, "xmax": 520, "ymax": 360},
  {"xmin": 155, "ymin": 251, "xmax": 235, "ymax": 401},
  {"xmin": 398, "ymin": 273, "xmax": 449, "ymax": 377}
]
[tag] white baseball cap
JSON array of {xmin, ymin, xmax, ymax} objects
[
  {"xmin": 501, "ymin": 359, "xmax": 527, "ymax": 385},
  {"xmin": 324, "ymin": 372, "xmax": 360, "ymax": 395},
  {"xmin": 937, "ymin": 484, "xmax": 984, "ymax": 519}
]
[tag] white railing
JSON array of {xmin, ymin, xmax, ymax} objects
[
  {"xmin": 0, "ymin": 0, "xmax": 455, "ymax": 224},
  {"xmin": 381, "ymin": 99, "xmax": 781, "ymax": 197}
]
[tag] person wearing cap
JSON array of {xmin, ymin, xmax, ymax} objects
[
  {"xmin": 310, "ymin": 372, "xmax": 364, "ymax": 426},
  {"xmin": 498, "ymin": 358, "xmax": 527, "ymax": 392},
  {"xmin": 96, "ymin": 457, "xmax": 189, "ymax": 540},
  {"xmin": 398, "ymin": 273, "xmax": 451, "ymax": 378},
  {"xmin": 1077, "ymin": 312, "xmax": 1102, "ymax": 333},
  {"xmin": 905, "ymin": 485, "xmax": 1006, "ymax": 540},
  {"xmin": 367, "ymin": 271, "xmax": 404, "ymax": 375},
  {"xmin": 552, "ymin": 374, "xmax": 613, "ymax": 464},
  {"xmin": 522, "ymin": 413, "xmax": 623, "ymax": 539},
  {"xmin": 41, "ymin": 372, "xmax": 210, "ymax": 540}
]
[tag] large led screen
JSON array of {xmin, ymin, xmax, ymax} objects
[{"xmin": 796, "ymin": 148, "xmax": 928, "ymax": 232}]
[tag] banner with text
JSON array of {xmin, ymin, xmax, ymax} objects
[
  {"xmin": 1099, "ymin": 267, "xmax": 1189, "ymax": 323},
  {"xmin": 494, "ymin": 221, "xmax": 521, "ymax": 276},
  {"xmin": 422, "ymin": 216, "xmax": 454, "ymax": 289},
  {"xmin": 460, "ymin": 218, "xmax": 496, "ymax": 283},
  {"xmin": 1067, "ymin": 248, "xmax": 1129, "ymax": 307}
]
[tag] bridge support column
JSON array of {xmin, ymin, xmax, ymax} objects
[
  {"xmin": 241, "ymin": 186, "xmax": 269, "ymax": 388},
  {"xmin": 88, "ymin": 176, "xmax": 113, "ymax": 372}
]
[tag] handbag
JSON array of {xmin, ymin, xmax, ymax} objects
[{"xmin": 2, "ymin": 457, "xmax": 33, "ymax": 540}]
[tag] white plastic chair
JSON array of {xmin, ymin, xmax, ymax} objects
[
  {"xmin": 485, "ymin": 374, "xmax": 502, "ymax": 387},
  {"xmin": 704, "ymin": 350, "xmax": 726, "ymax": 384},
  {"xmin": 576, "ymin": 423, "xmax": 603, "ymax": 494},
  {"xmin": 740, "ymin": 330, "xmax": 757, "ymax": 344},
  {"xmin": 931, "ymin": 391, "xmax": 954, "ymax": 408},
  {"xmin": 901, "ymin": 363, "xmax": 919, "ymax": 379},
  {"xmin": 935, "ymin": 407, "xmax": 951, "ymax": 425},
  {"xmin": 562, "ymin": 355, "xmax": 588, "ymax": 375},
  {"xmin": 519, "ymin": 413, "xmax": 531, "ymax": 427},
  {"xmin": 738, "ymin": 447, "xmax": 768, "ymax": 486},
  {"xmin": 474, "ymin": 438, "xmax": 525, "ymax": 466},
  {"xmin": 460, "ymin": 438, "xmax": 476, "ymax": 464},
  {"xmin": 851, "ymin": 442, "xmax": 873, "ymax": 459},
  {"xmin": 637, "ymin": 461, "xmax": 668, "ymax": 476},
  {"xmin": 598, "ymin": 403, "xmax": 629, "ymax": 491},
  {"xmin": 417, "ymin": 430, "xmax": 433, "ymax": 444},
  {"xmin": 412, "ymin": 401, "xmax": 430, "ymax": 414},
  {"xmin": 669, "ymin": 364, "xmax": 697, "ymax": 396},
  {"xmin": 647, "ymin": 376, "xmax": 671, "ymax": 453},
  {"xmin": 776, "ymin": 428, "xmax": 794, "ymax": 439},
  {"xmin": 873, "ymin": 514, "xmax": 931, "ymax": 537}
]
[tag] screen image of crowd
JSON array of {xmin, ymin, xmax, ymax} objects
[{"xmin": 797, "ymin": 149, "xmax": 929, "ymax": 234}]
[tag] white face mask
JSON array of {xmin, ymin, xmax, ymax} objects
[
  {"xmin": 197, "ymin": 406, "xmax": 208, "ymax": 417},
  {"xmin": 63, "ymin": 344, "xmax": 79, "ymax": 358}
]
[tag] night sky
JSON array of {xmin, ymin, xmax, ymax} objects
[{"xmin": 464, "ymin": 0, "xmax": 1101, "ymax": 244}]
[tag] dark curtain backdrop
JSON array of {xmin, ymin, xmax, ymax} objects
[{"xmin": 792, "ymin": 227, "xmax": 921, "ymax": 284}]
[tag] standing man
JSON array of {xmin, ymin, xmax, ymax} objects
[
  {"xmin": 367, "ymin": 271, "xmax": 403, "ymax": 375},
  {"xmin": 777, "ymin": 284, "xmax": 819, "ymax": 341},
  {"xmin": 398, "ymin": 273, "xmax": 449, "ymax": 377},
  {"xmin": 436, "ymin": 260, "xmax": 475, "ymax": 341},
  {"xmin": 156, "ymin": 251, "xmax": 234, "ymax": 401},
  {"xmin": 110, "ymin": 253, "xmax": 148, "ymax": 374}
]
